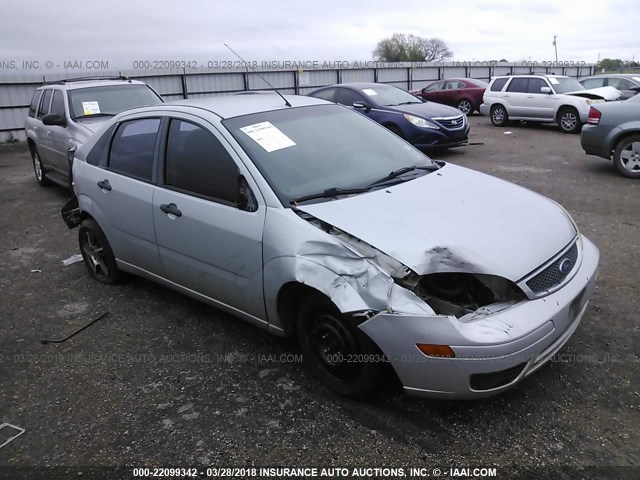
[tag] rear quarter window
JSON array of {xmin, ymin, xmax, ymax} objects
[{"xmin": 490, "ymin": 78, "xmax": 509, "ymax": 91}]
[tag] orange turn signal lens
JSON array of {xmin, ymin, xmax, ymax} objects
[{"xmin": 416, "ymin": 344, "xmax": 455, "ymax": 358}]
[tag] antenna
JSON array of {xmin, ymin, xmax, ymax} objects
[{"xmin": 224, "ymin": 43, "xmax": 291, "ymax": 107}]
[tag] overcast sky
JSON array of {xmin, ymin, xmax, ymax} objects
[{"xmin": 1, "ymin": 0, "xmax": 637, "ymax": 74}]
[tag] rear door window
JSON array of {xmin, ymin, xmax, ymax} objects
[
  {"xmin": 581, "ymin": 78, "xmax": 604, "ymax": 89},
  {"xmin": 506, "ymin": 78, "xmax": 529, "ymax": 93},
  {"xmin": 490, "ymin": 78, "xmax": 509, "ymax": 91},
  {"xmin": 108, "ymin": 118, "xmax": 161, "ymax": 182},
  {"xmin": 28, "ymin": 90, "xmax": 42, "ymax": 118}
]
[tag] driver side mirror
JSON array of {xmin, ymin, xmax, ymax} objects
[
  {"xmin": 540, "ymin": 87, "xmax": 552, "ymax": 94},
  {"xmin": 353, "ymin": 101, "xmax": 371, "ymax": 112},
  {"xmin": 237, "ymin": 175, "xmax": 258, "ymax": 212},
  {"xmin": 42, "ymin": 113, "xmax": 66, "ymax": 127}
]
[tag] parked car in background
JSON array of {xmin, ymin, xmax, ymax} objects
[
  {"xmin": 410, "ymin": 78, "xmax": 488, "ymax": 115},
  {"xmin": 308, "ymin": 83, "xmax": 469, "ymax": 149},
  {"xmin": 25, "ymin": 76, "xmax": 164, "ymax": 188},
  {"xmin": 579, "ymin": 74, "xmax": 640, "ymax": 101},
  {"xmin": 62, "ymin": 93, "xmax": 599, "ymax": 399},
  {"xmin": 581, "ymin": 94, "xmax": 640, "ymax": 178},
  {"xmin": 480, "ymin": 74, "xmax": 622, "ymax": 133}
]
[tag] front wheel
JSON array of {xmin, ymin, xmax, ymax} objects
[
  {"xmin": 79, "ymin": 219, "xmax": 121, "ymax": 284},
  {"xmin": 490, "ymin": 105, "xmax": 508, "ymax": 126},
  {"xmin": 297, "ymin": 293, "xmax": 381, "ymax": 397},
  {"xmin": 457, "ymin": 98, "xmax": 473, "ymax": 115},
  {"xmin": 613, "ymin": 134, "xmax": 640, "ymax": 178},
  {"xmin": 557, "ymin": 107, "xmax": 581, "ymax": 134}
]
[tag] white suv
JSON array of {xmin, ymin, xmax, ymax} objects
[{"xmin": 480, "ymin": 74, "xmax": 621, "ymax": 133}]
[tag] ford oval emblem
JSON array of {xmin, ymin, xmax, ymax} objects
[{"xmin": 559, "ymin": 258, "xmax": 572, "ymax": 274}]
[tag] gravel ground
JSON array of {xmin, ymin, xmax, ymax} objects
[{"xmin": 0, "ymin": 116, "xmax": 638, "ymax": 479}]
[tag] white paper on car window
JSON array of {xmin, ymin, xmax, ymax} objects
[
  {"xmin": 548, "ymin": 77, "xmax": 559, "ymax": 84},
  {"xmin": 363, "ymin": 88, "xmax": 378, "ymax": 96},
  {"xmin": 82, "ymin": 101, "xmax": 100, "ymax": 115},
  {"xmin": 240, "ymin": 121, "xmax": 296, "ymax": 152}
]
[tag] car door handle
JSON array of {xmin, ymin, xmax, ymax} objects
[
  {"xmin": 160, "ymin": 203, "xmax": 182, "ymax": 217},
  {"xmin": 97, "ymin": 179, "xmax": 111, "ymax": 191}
]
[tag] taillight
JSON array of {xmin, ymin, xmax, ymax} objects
[{"xmin": 587, "ymin": 107, "xmax": 601, "ymax": 125}]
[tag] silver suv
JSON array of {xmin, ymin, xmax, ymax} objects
[
  {"xmin": 25, "ymin": 76, "xmax": 163, "ymax": 188},
  {"xmin": 480, "ymin": 74, "xmax": 621, "ymax": 133}
]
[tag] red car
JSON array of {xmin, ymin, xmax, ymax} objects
[{"xmin": 411, "ymin": 78, "xmax": 488, "ymax": 115}]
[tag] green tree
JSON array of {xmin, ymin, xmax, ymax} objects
[
  {"xmin": 598, "ymin": 58, "xmax": 623, "ymax": 71},
  {"xmin": 373, "ymin": 33, "xmax": 453, "ymax": 62}
]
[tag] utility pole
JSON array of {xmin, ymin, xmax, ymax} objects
[{"xmin": 552, "ymin": 35, "xmax": 558, "ymax": 62}]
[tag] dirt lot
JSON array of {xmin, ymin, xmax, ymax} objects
[{"xmin": 0, "ymin": 116, "xmax": 638, "ymax": 479}]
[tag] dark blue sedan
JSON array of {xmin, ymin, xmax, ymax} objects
[{"xmin": 308, "ymin": 82, "xmax": 469, "ymax": 149}]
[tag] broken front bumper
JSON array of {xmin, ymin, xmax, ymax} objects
[{"xmin": 359, "ymin": 235, "xmax": 599, "ymax": 399}]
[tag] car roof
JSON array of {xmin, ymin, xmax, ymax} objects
[
  {"xmin": 580, "ymin": 74, "xmax": 640, "ymax": 80},
  {"xmin": 38, "ymin": 78, "xmax": 149, "ymax": 90},
  {"xmin": 153, "ymin": 93, "xmax": 330, "ymax": 119},
  {"xmin": 317, "ymin": 82, "xmax": 400, "ymax": 90},
  {"xmin": 493, "ymin": 74, "xmax": 570, "ymax": 79}
]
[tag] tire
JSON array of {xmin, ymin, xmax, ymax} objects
[
  {"xmin": 457, "ymin": 98, "xmax": 473, "ymax": 115},
  {"xmin": 385, "ymin": 124, "xmax": 403, "ymax": 138},
  {"xmin": 31, "ymin": 147, "xmax": 50, "ymax": 186},
  {"xmin": 490, "ymin": 104, "xmax": 508, "ymax": 127},
  {"xmin": 557, "ymin": 107, "xmax": 581, "ymax": 134},
  {"xmin": 78, "ymin": 219, "xmax": 121, "ymax": 284},
  {"xmin": 297, "ymin": 292, "xmax": 381, "ymax": 397},
  {"xmin": 612, "ymin": 134, "xmax": 640, "ymax": 179}
]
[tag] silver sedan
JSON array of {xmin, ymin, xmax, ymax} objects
[{"xmin": 62, "ymin": 93, "xmax": 599, "ymax": 399}]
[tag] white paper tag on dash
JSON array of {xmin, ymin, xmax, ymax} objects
[
  {"xmin": 81, "ymin": 101, "xmax": 101, "ymax": 115},
  {"xmin": 240, "ymin": 121, "xmax": 296, "ymax": 152},
  {"xmin": 362, "ymin": 88, "xmax": 378, "ymax": 96},
  {"xmin": 548, "ymin": 77, "xmax": 559, "ymax": 85}
]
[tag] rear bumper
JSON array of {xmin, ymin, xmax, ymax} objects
[
  {"xmin": 359, "ymin": 235, "xmax": 599, "ymax": 399},
  {"xmin": 580, "ymin": 125, "xmax": 613, "ymax": 159}
]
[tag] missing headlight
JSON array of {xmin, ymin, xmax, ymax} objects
[{"xmin": 415, "ymin": 273, "xmax": 526, "ymax": 318}]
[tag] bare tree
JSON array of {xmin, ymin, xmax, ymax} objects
[{"xmin": 373, "ymin": 33, "xmax": 453, "ymax": 62}]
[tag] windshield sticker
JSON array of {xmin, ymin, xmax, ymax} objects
[
  {"xmin": 363, "ymin": 88, "xmax": 378, "ymax": 96},
  {"xmin": 548, "ymin": 77, "xmax": 559, "ymax": 85},
  {"xmin": 82, "ymin": 101, "xmax": 101, "ymax": 115},
  {"xmin": 240, "ymin": 121, "xmax": 296, "ymax": 152}
]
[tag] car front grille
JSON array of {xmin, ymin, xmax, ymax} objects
[
  {"xmin": 432, "ymin": 115, "xmax": 466, "ymax": 130},
  {"xmin": 526, "ymin": 242, "xmax": 579, "ymax": 294}
]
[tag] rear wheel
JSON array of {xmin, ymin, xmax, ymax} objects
[
  {"xmin": 297, "ymin": 293, "xmax": 381, "ymax": 397},
  {"xmin": 31, "ymin": 148, "xmax": 50, "ymax": 186},
  {"xmin": 557, "ymin": 107, "xmax": 581, "ymax": 134},
  {"xmin": 457, "ymin": 98, "xmax": 473, "ymax": 115},
  {"xmin": 490, "ymin": 105, "xmax": 508, "ymax": 126},
  {"xmin": 79, "ymin": 219, "xmax": 121, "ymax": 284},
  {"xmin": 613, "ymin": 134, "xmax": 640, "ymax": 178}
]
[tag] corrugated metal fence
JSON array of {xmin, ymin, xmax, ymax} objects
[{"xmin": 0, "ymin": 62, "xmax": 594, "ymax": 141}]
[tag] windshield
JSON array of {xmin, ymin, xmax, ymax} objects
[
  {"xmin": 552, "ymin": 77, "xmax": 585, "ymax": 94},
  {"xmin": 223, "ymin": 104, "xmax": 437, "ymax": 205},
  {"xmin": 68, "ymin": 84, "xmax": 163, "ymax": 119},
  {"xmin": 358, "ymin": 84, "xmax": 422, "ymax": 106}
]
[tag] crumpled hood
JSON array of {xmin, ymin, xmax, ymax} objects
[
  {"xmin": 298, "ymin": 163, "xmax": 577, "ymax": 281},
  {"xmin": 387, "ymin": 101, "xmax": 462, "ymax": 119},
  {"xmin": 564, "ymin": 85, "xmax": 621, "ymax": 101}
]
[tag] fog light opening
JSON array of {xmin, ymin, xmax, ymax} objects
[{"xmin": 416, "ymin": 344, "xmax": 455, "ymax": 358}]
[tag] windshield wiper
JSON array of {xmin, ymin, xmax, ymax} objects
[
  {"xmin": 74, "ymin": 113, "xmax": 116, "ymax": 120},
  {"xmin": 397, "ymin": 101, "xmax": 422, "ymax": 105},
  {"xmin": 367, "ymin": 164, "xmax": 439, "ymax": 188},
  {"xmin": 290, "ymin": 187, "xmax": 370, "ymax": 205}
]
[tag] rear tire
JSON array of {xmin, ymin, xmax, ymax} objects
[
  {"xmin": 79, "ymin": 219, "xmax": 121, "ymax": 284},
  {"xmin": 490, "ymin": 105, "xmax": 508, "ymax": 126},
  {"xmin": 557, "ymin": 107, "xmax": 581, "ymax": 134},
  {"xmin": 297, "ymin": 292, "xmax": 381, "ymax": 397},
  {"xmin": 31, "ymin": 148, "xmax": 50, "ymax": 186},
  {"xmin": 612, "ymin": 134, "xmax": 640, "ymax": 178}
]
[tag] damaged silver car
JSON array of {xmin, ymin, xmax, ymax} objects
[{"xmin": 62, "ymin": 93, "xmax": 599, "ymax": 399}]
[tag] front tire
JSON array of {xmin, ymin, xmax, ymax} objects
[
  {"xmin": 457, "ymin": 98, "xmax": 473, "ymax": 115},
  {"xmin": 297, "ymin": 293, "xmax": 381, "ymax": 397},
  {"xmin": 613, "ymin": 134, "xmax": 640, "ymax": 178},
  {"xmin": 490, "ymin": 105, "xmax": 508, "ymax": 126},
  {"xmin": 79, "ymin": 219, "xmax": 121, "ymax": 284},
  {"xmin": 31, "ymin": 148, "xmax": 50, "ymax": 186},
  {"xmin": 557, "ymin": 107, "xmax": 581, "ymax": 134}
]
